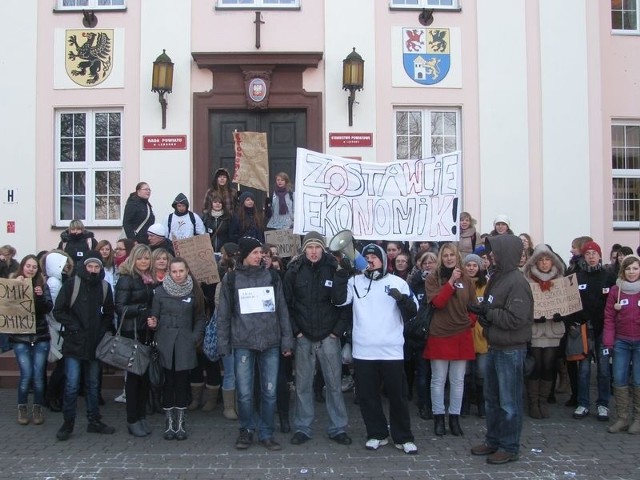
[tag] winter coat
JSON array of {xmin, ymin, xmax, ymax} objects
[
  {"xmin": 114, "ymin": 274, "xmax": 154, "ymax": 333},
  {"xmin": 45, "ymin": 252, "xmax": 68, "ymax": 303},
  {"xmin": 217, "ymin": 264, "xmax": 293, "ymax": 355},
  {"xmin": 0, "ymin": 258, "xmax": 19, "ymax": 279},
  {"xmin": 202, "ymin": 169, "xmax": 238, "ymax": 216},
  {"xmin": 10, "ymin": 279, "xmax": 52, "ymax": 345},
  {"xmin": 265, "ymin": 190, "xmax": 294, "ymax": 230},
  {"xmin": 166, "ymin": 193, "xmax": 206, "ymax": 240},
  {"xmin": 202, "ymin": 211, "xmax": 232, "ymax": 252},
  {"xmin": 123, "ymin": 193, "xmax": 155, "ymax": 244},
  {"xmin": 151, "ymin": 285, "xmax": 206, "ymax": 372},
  {"xmin": 603, "ymin": 284, "xmax": 640, "ymax": 348},
  {"xmin": 481, "ymin": 235, "xmax": 533, "ymax": 350},
  {"xmin": 283, "ymin": 252, "xmax": 349, "ymax": 341},
  {"xmin": 57, "ymin": 229, "xmax": 97, "ymax": 269},
  {"xmin": 229, "ymin": 209, "xmax": 265, "ymax": 243},
  {"xmin": 457, "ymin": 227, "xmax": 477, "ymax": 257},
  {"xmin": 53, "ymin": 268, "xmax": 114, "ymax": 360},
  {"xmin": 566, "ymin": 265, "xmax": 615, "ymax": 339}
]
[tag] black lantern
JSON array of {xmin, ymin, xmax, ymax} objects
[
  {"xmin": 151, "ymin": 50, "xmax": 174, "ymax": 129},
  {"xmin": 342, "ymin": 48, "xmax": 364, "ymax": 127}
]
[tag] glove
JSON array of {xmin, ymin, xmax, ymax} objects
[
  {"xmin": 478, "ymin": 315, "xmax": 492, "ymax": 328},
  {"xmin": 552, "ymin": 313, "xmax": 563, "ymax": 322},
  {"xmin": 387, "ymin": 288, "xmax": 404, "ymax": 302},
  {"xmin": 534, "ymin": 316, "xmax": 547, "ymax": 324},
  {"xmin": 468, "ymin": 301, "xmax": 490, "ymax": 316},
  {"xmin": 336, "ymin": 257, "xmax": 354, "ymax": 275}
]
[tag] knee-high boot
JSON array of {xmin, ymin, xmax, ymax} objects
[
  {"xmin": 527, "ymin": 380, "xmax": 542, "ymax": 419},
  {"xmin": 539, "ymin": 380, "xmax": 553, "ymax": 418},
  {"xmin": 609, "ymin": 386, "xmax": 631, "ymax": 433}
]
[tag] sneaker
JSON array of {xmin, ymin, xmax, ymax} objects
[
  {"xmin": 330, "ymin": 432, "xmax": 352, "ymax": 445},
  {"xmin": 597, "ymin": 405, "xmax": 610, "ymax": 422},
  {"xmin": 365, "ymin": 437, "xmax": 388, "ymax": 450},
  {"xmin": 114, "ymin": 392, "xmax": 126, "ymax": 403},
  {"xmin": 573, "ymin": 406, "xmax": 589, "ymax": 419},
  {"xmin": 341, "ymin": 375, "xmax": 355, "ymax": 392},
  {"xmin": 290, "ymin": 432, "xmax": 311, "ymax": 445},
  {"xmin": 395, "ymin": 441, "xmax": 418, "ymax": 455},
  {"xmin": 235, "ymin": 429, "xmax": 253, "ymax": 450},
  {"xmin": 87, "ymin": 419, "xmax": 115, "ymax": 434}
]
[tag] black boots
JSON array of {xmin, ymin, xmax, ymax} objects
[
  {"xmin": 449, "ymin": 414, "xmax": 463, "ymax": 436},
  {"xmin": 279, "ymin": 412, "xmax": 291, "ymax": 433},
  {"xmin": 175, "ymin": 408, "xmax": 187, "ymax": 440},
  {"xmin": 56, "ymin": 419, "xmax": 75, "ymax": 441},
  {"xmin": 434, "ymin": 414, "xmax": 446, "ymax": 436},
  {"xmin": 164, "ymin": 408, "xmax": 176, "ymax": 440}
]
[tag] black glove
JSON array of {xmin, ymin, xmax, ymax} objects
[
  {"xmin": 478, "ymin": 315, "xmax": 492, "ymax": 328},
  {"xmin": 336, "ymin": 257, "xmax": 354, "ymax": 275},
  {"xmin": 387, "ymin": 288, "xmax": 404, "ymax": 302},
  {"xmin": 552, "ymin": 313, "xmax": 563, "ymax": 322},
  {"xmin": 468, "ymin": 301, "xmax": 490, "ymax": 316},
  {"xmin": 534, "ymin": 316, "xmax": 547, "ymax": 324}
]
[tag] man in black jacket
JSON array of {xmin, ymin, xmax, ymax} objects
[
  {"xmin": 469, "ymin": 234, "xmax": 533, "ymax": 465},
  {"xmin": 283, "ymin": 232, "xmax": 351, "ymax": 446},
  {"xmin": 53, "ymin": 253, "xmax": 116, "ymax": 441}
]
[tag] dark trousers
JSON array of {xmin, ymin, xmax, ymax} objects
[
  {"xmin": 163, "ymin": 368, "xmax": 190, "ymax": 408},
  {"xmin": 125, "ymin": 371, "xmax": 149, "ymax": 423},
  {"xmin": 353, "ymin": 358, "xmax": 414, "ymax": 444},
  {"xmin": 189, "ymin": 351, "xmax": 222, "ymax": 386}
]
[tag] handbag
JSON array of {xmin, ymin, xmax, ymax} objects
[
  {"xmin": 566, "ymin": 323, "xmax": 589, "ymax": 361},
  {"xmin": 96, "ymin": 310, "xmax": 150, "ymax": 376},
  {"xmin": 202, "ymin": 312, "xmax": 219, "ymax": 362},
  {"xmin": 404, "ymin": 301, "xmax": 434, "ymax": 342},
  {"xmin": 148, "ymin": 341, "xmax": 164, "ymax": 388}
]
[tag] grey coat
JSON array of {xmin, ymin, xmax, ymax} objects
[{"xmin": 151, "ymin": 285, "xmax": 206, "ymax": 372}]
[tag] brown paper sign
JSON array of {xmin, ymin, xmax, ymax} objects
[
  {"xmin": 264, "ymin": 229, "xmax": 301, "ymax": 258},
  {"xmin": 0, "ymin": 278, "xmax": 36, "ymax": 334},
  {"xmin": 529, "ymin": 274, "xmax": 583, "ymax": 319},
  {"xmin": 172, "ymin": 234, "xmax": 220, "ymax": 285}
]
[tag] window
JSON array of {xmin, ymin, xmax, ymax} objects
[
  {"xmin": 56, "ymin": 0, "xmax": 125, "ymax": 10},
  {"xmin": 612, "ymin": 0, "xmax": 639, "ymax": 32},
  {"xmin": 612, "ymin": 122, "xmax": 640, "ymax": 228},
  {"xmin": 55, "ymin": 110, "xmax": 123, "ymax": 227},
  {"xmin": 390, "ymin": 0, "xmax": 460, "ymax": 10},
  {"xmin": 395, "ymin": 108, "xmax": 461, "ymax": 160},
  {"xmin": 217, "ymin": 0, "xmax": 299, "ymax": 9}
]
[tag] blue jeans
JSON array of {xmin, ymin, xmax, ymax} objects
[
  {"xmin": 234, "ymin": 347, "xmax": 279, "ymax": 441},
  {"xmin": 612, "ymin": 339, "xmax": 640, "ymax": 387},
  {"xmin": 484, "ymin": 348, "xmax": 525, "ymax": 455},
  {"xmin": 222, "ymin": 353, "xmax": 235, "ymax": 391},
  {"xmin": 293, "ymin": 335, "xmax": 348, "ymax": 437},
  {"xmin": 63, "ymin": 357, "xmax": 101, "ymax": 422},
  {"xmin": 13, "ymin": 341, "xmax": 50, "ymax": 405},
  {"xmin": 577, "ymin": 335, "xmax": 611, "ymax": 408}
]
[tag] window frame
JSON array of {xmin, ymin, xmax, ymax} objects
[
  {"xmin": 54, "ymin": 108, "xmax": 124, "ymax": 228},
  {"xmin": 389, "ymin": 0, "xmax": 461, "ymax": 12},
  {"xmin": 215, "ymin": 0, "xmax": 301, "ymax": 10},
  {"xmin": 611, "ymin": 121, "xmax": 640, "ymax": 229},
  {"xmin": 393, "ymin": 107, "xmax": 462, "ymax": 161},
  {"xmin": 54, "ymin": 0, "xmax": 126, "ymax": 12}
]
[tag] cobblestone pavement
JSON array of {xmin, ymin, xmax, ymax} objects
[{"xmin": 0, "ymin": 385, "xmax": 638, "ymax": 480}]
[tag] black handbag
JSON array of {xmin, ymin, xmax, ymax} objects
[
  {"xmin": 148, "ymin": 341, "xmax": 164, "ymax": 388},
  {"xmin": 404, "ymin": 301, "xmax": 434, "ymax": 342},
  {"xmin": 95, "ymin": 309, "xmax": 150, "ymax": 376}
]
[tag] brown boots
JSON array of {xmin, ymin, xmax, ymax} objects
[
  {"xmin": 201, "ymin": 385, "xmax": 219, "ymax": 412},
  {"xmin": 609, "ymin": 386, "xmax": 631, "ymax": 433},
  {"xmin": 187, "ymin": 383, "xmax": 204, "ymax": 411},
  {"xmin": 527, "ymin": 380, "xmax": 552, "ymax": 419},
  {"xmin": 222, "ymin": 388, "xmax": 238, "ymax": 420}
]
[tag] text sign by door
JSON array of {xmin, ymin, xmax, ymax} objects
[
  {"xmin": 142, "ymin": 135, "xmax": 187, "ymax": 150},
  {"xmin": 329, "ymin": 133, "xmax": 373, "ymax": 147}
]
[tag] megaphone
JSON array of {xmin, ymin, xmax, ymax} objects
[{"xmin": 327, "ymin": 230, "xmax": 368, "ymax": 271}]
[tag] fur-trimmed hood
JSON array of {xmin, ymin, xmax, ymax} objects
[{"xmin": 524, "ymin": 243, "xmax": 565, "ymax": 281}]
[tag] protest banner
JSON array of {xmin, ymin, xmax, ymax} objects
[
  {"xmin": 293, "ymin": 148, "xmax": 461, "ymax": 241},
  {"xmin": 264, "ymin": 229, "xmax": 300, "ymax": 258},
  {"xmin": 232, "ymin": 131, "xmax": 269, "ymax": 192},
  {"xmin": 173, "ymin": 234, "xmax": 220, "ymax": 285},
  {"xmin": 529, "ymin": 274, "xmax": 583, "ymax": 319},
  {"xmin": 0, "ymin": 278, "xmax": 36, "ymax": 334}
]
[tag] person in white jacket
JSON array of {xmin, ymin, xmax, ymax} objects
[{"xmin": 166, "ymin": 193, "xmax": 206, "ymax": 240}]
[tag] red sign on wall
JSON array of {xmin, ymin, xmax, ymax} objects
[
  {"xmin": 329, "ymin": 132, "xmax": 373, "ymax": 147},
  {"xmin": 142, "ymin": 135, "xmax": 187, "ymax": 150}
]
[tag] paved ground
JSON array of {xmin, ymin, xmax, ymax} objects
[{"xmin": 0, "ymin": 383, "xmax": 638, "ymax": 480}]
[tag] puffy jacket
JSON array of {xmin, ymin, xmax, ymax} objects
[
  {"xmin": 217, "ymin": 264, "xmax": 293, "ymax": 355},
  {"xmin": 566, "ymin": 265, "xmax": 615, "ymax": 338},
  {"xmin": 283, "ymin": 252, "xmax": 349, "ymax": 341},
  {"xmin": 151, "ymin": 284, "xmax": 206, "ymax": 372},
  {"xmin": 10, "ymin": 279, "xmax": 53, "ymax": 345},
  {"xmin": 123, "ymin": 194, "xmax": 155, "ymax": 245},
  {"xmin": 603, "ymin": 284, "xmax": 640, "ymax": 348},
  {"xmin": 115, "ymin": 274, "xmax": 154, "ymax": 332},
  {"xmin": 202, "ymin": 211, "xmax": 232, "ymax": 252},
  {"xmin": 52, "ymin": 268, "xmax": 114, "ymax": 360},
  {"xmin": 482, "ymin": 235, "xmax": 533, "ymax": 350},
  {"xmin": 57, "ymin": 229, "xmax": 97, "ymax": 269}
]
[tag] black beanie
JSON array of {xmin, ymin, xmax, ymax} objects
[{"xmin": 238, "ymin": 237, "xmax": 262, "ymax": 262}]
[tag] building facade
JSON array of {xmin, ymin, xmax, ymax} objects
[{"xmin": 0, "ymin": 0, "xmax": 638, "ymax": 259}]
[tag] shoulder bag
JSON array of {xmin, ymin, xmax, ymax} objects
[{"xmin": 96, "ymin": 308, "xmax": 150, "ymax": 376}]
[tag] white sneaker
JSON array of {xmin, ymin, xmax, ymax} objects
[
  {"xmin": 365, "ymin": 438, "xmax": 388, "ymax": 450},
  {"xmin": 341, "ymin": 375, "xmax": 354, "ymax": 392},
  {"xmin": 395, "ymin": 442, "xmax": 418, "ymax": 455},
  {"xmin": 597, "ymin": 405, "xmax": 610, "ymax": 421},
  {"xmin": 573, "ymin": 406, "xmax": 589, "ymax": 419},
  {"xmin": 114, "ymin": 392, "xmax": 126, "ymax": 403}
]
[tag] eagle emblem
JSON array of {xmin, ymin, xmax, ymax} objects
[
  {"xmin": 65, "ymin": 29, "xmax": 113, "ymax": 87},
  {"xmin": 402, "ymin": 28, "xmax": 450, "ymax": 86}
]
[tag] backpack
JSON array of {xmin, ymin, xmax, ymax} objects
[
  {"xmin": 168, "ymin": 211, "xmax": 197, "ymax": 237},
  {"xmin": 69, "ymin": 275, "xmax": 109, "ymax": 308}
]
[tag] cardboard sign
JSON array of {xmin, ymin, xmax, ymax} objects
[
  {"xmin": 265, "ymin": 229, "xmax": 301, "ymax": 258},
  {"xmin": 0, "ymin": 278, "xmax": 36, "ymax": 334},
  {"xmin": 529, "ymin": 274, "xmax": 583, "ymax": 319},
  {"xmin": 172, "ymin": 234, "xmax": 220, "ymax": 285}
]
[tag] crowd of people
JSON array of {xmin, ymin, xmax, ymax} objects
[{"xmin": 1, "ymin": 171, "xmax": 639, "ymax": 465}]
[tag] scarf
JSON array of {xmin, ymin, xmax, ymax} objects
[
  {"xmin": 460, "ymin": 226, "xmax": 476, "ymax": 238},
  {"xmin": 140, "ymin": 271, "xmax": 154, "ymax": 285},
  {"xmin": 274, "ymin": 186, "xmax": 289, "ymax": 215},
  {"xmin": 114, "ymin": 255, "xmax": 127, "ymax": 268},
  {"xmin": 529, "ymin": 265, "xmax": 558, "ymax": 291},
  {"xmin": 584, "ymin": 262, "xmax": 602, "ymax": 273},
  {"xmin": 163, "ymin": 273, "xmax": 193, "ymax": 298},
  {"xmin": 619, "ymin": 279, "xmax": 640, "ymax": 295},
  {"xmin": 210, "ymin": 210, "xmax": 223, "ymax": 218}
]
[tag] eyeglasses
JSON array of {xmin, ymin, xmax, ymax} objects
[
  {"xmin": 114, "ymin": 248, "xmax": 125, "ymax": 251},
  {"xmin": 139, "ymin": 188, "xmax": 151, "ymax": 192}
]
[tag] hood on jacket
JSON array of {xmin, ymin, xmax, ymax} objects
[
  {"xmin": 485, "ymin": 234, "xmax": 522, "ymax": 274},
  {"xmin": 45, "ymin": 252, "xmax": 69, "ymax": 280},
  {"xmin": 523, "ymin": 243, "xmax": 566, "ymax": 280},
  {"xmin": 171, "ymin": 192, "xmax": 190, "ymax": 210},
  {"xmin": 361, "ymin": 243, "xmax": 387, "ymax": 280},
  {"xmin": 59, "ymin": 229, "xmax": 94, "ymax": 242}
]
